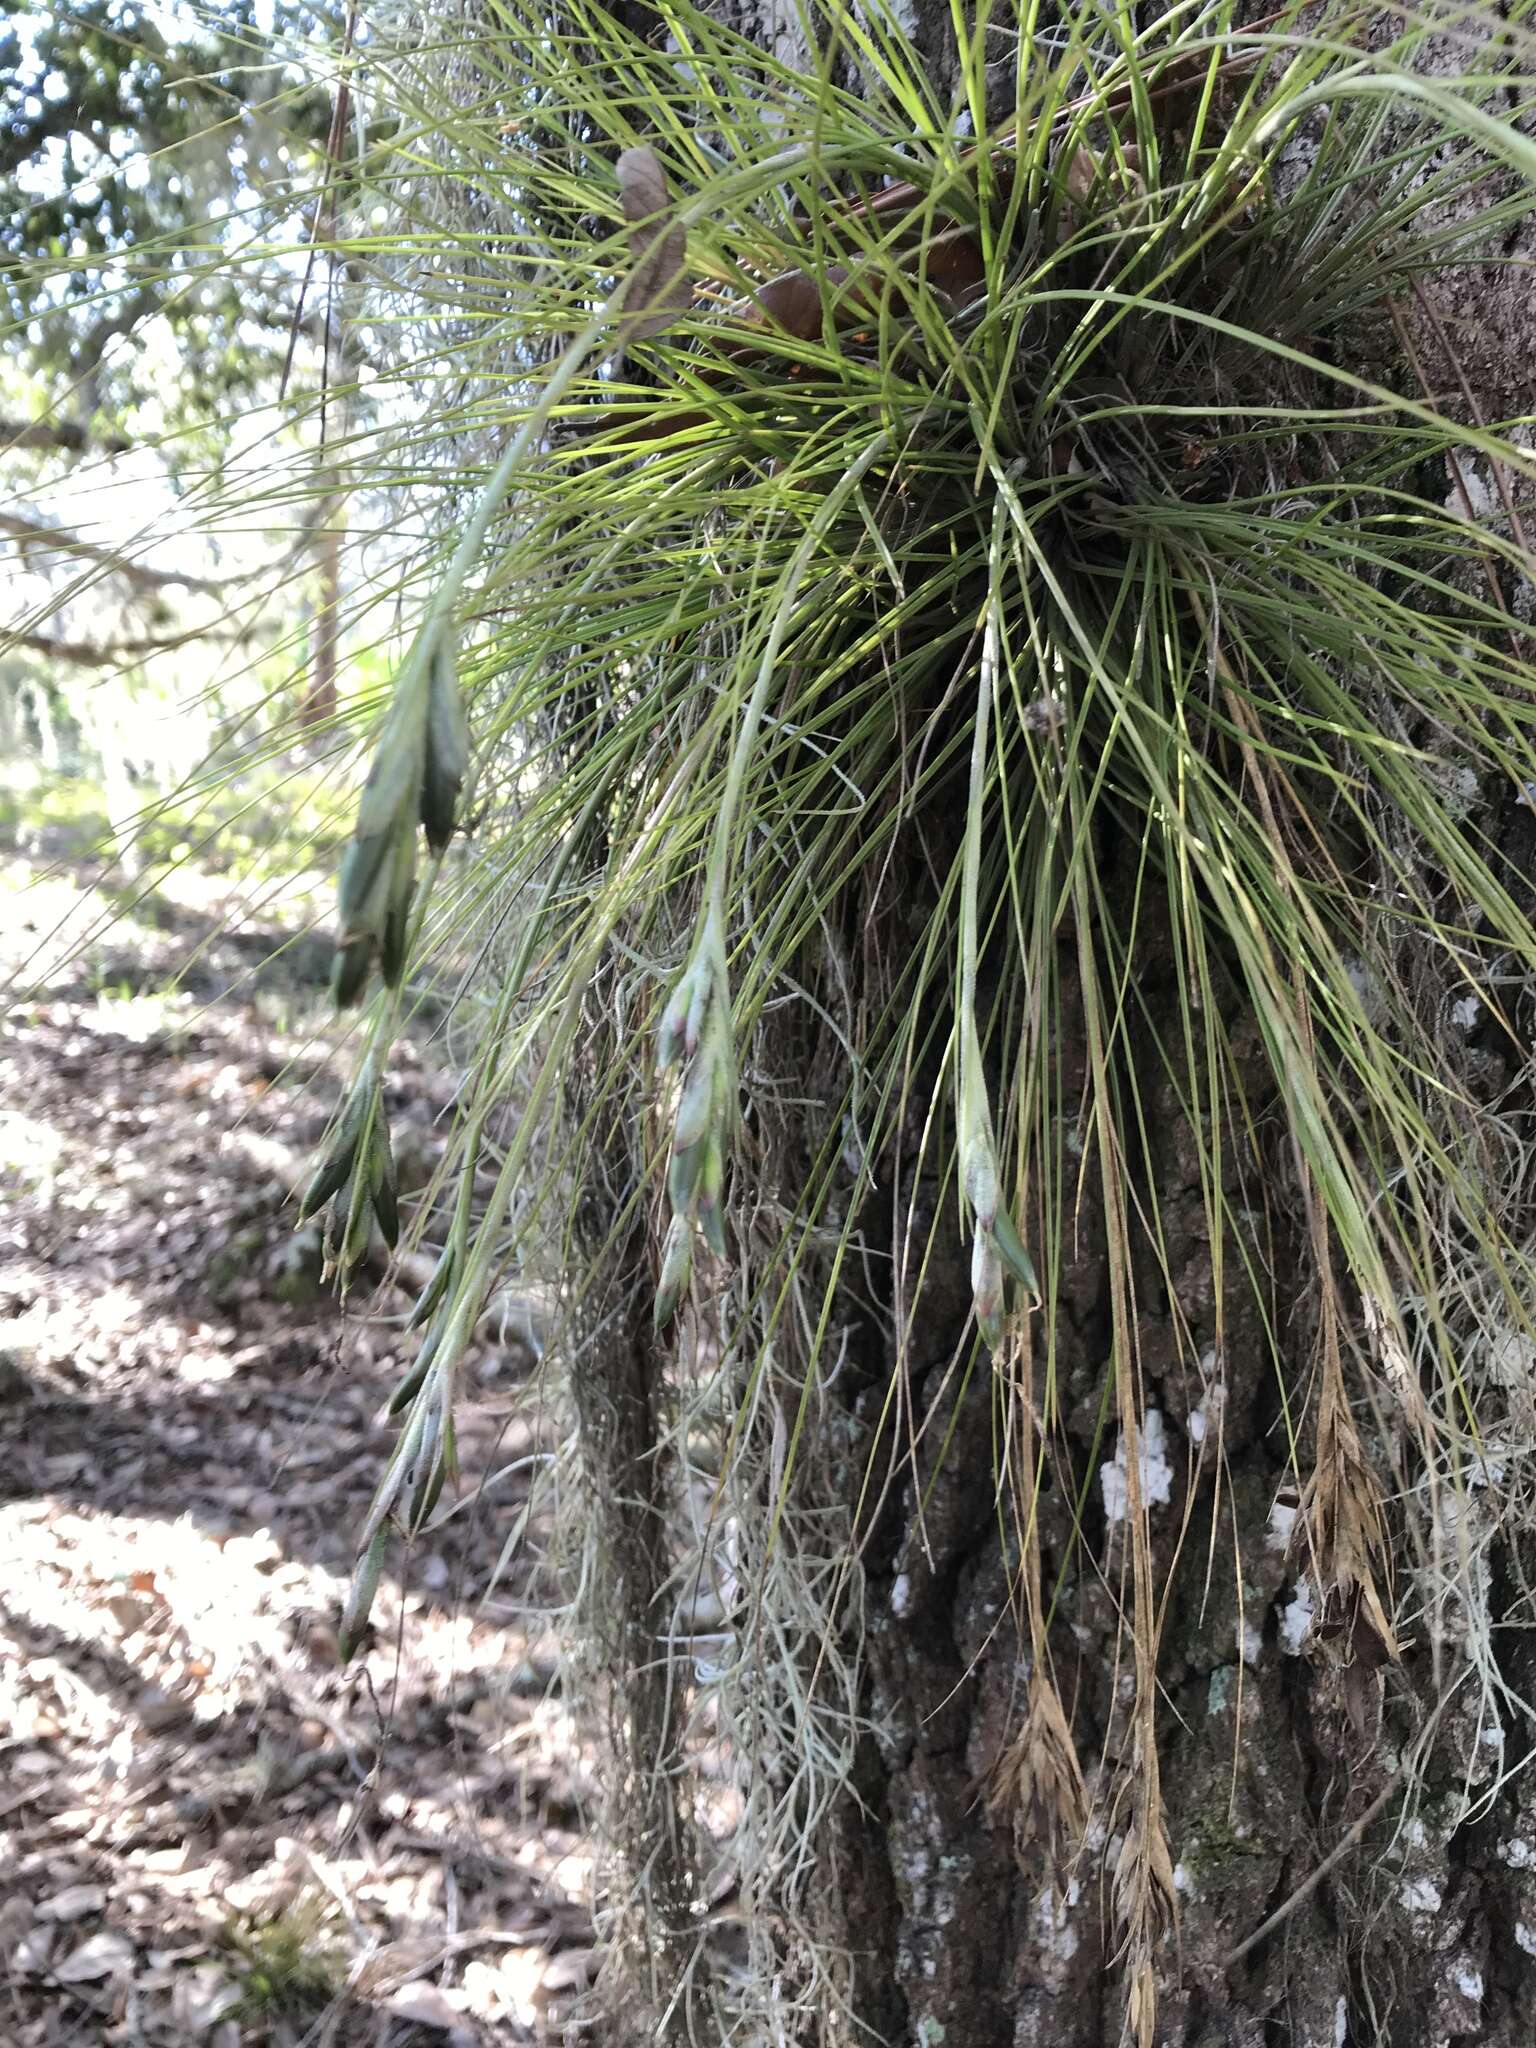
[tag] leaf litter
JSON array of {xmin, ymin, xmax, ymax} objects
[{"xmin": 0, "ymin": 842, "xmax": 600, "ymax": 2045}]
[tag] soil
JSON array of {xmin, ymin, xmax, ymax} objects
[{"xmin": 0, "ymin": 839, "xmax": 596, "ymax": 2047}]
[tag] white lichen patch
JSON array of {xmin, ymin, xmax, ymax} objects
[
  {"xmin": 1030, "ymin": 1879, "xmax": 1082, "ymax": 1989},
  {"xmin": 890, "ymin": 1573, "xmax": 914, "ymax": 1617},
  {"xmin": 1188, "ymin": 1369, "xmax": 1225, "ymax": 1449},
  {"xmin": 1399, "ymin": 1876, "xmax": 1443, "ymax": 1913},
  {"xmin": 1100, "ymin": 1408, "xmax": 1173, "ymax": 1523},
  {"xmin": 1279, "ymin": 1576, "xmax": 1316, "ymax": 1655},
  {"xmin": 1498, "ymin": 1837, "xmax": 1536, "ymax": 1869},
  {"xmin": 1266, "ymin": 1500, "xmax": 1298, "ymax": 1553},
  {"xmin": 1516, "ymin": 1922, "xmax": 1536, "ymax": 1957},
  {"xmin": 1451, "ymin": 1963, "xmax": 1484, "ymax": 2003},
  {"xmin": 1238, "ymin": 1620, "xmax": 1263, "ymax": 1667}
]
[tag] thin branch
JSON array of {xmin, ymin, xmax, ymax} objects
[
  {"xmin": 0, "ymin": 418, "xmax": 132, "ymax": 457},
  {"xmin": 1221, "ymin": 1772, "xmax": 1402, "ymax": 1968},
  {"xmin": 1, "ymin": 510, "xmax": 257, "ymax": 597},
  {"xmin": 6, "ymin": 623, "xmax": 248, "ymax": 668}
]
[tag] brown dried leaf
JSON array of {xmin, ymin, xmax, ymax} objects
[
  {"xmin": 987, "ymin": 1675, "xmax": 1086, "ymax": 1875},
  {"xmin": 54, "ymin": 1929, "xmax": 134, "ymax": 1983},
  {"xmin": 37, "ymin": 1883, "xmax": 106, "ymax": 1923},
  {"xmin": 616, "ymin": 145, "xmax": 690, "ymax": 345}
]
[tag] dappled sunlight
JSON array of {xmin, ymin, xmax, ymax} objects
[{"xmin": 0, "ymin": 842, "xmax": 595, "ymax": 2042}]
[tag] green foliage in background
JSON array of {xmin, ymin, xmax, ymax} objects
[{"xmin": 2, "ymin": 0, "xmax": 339, "ymax": 434}]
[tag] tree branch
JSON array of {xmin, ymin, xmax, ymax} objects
[
  {"xmin": 0, "ymin": 418, "xmax": 132, "ymax": 457},
  {"xmin": 6, "ymin": 623, "xmax": 246, "ymax": 668},
  {"xmin": 0, "ymin": 510, "xmax": 255, "ymax": 598}
]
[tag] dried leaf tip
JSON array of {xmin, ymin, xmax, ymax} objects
[{"xmin": 616, "ymin": 144, "xmax": 691, "ymax": 348}]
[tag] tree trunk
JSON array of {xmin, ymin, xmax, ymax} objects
[
  {"xmin": 824, "ymin": 891, "xmax": 1536, "ymax": 2048},
  {"xmin": 302, "ymin": 498, "xmax": 343, "ymax": 730},
  {"xmin": 561, "ymin": 8, "xmax": 1536, "ymax": 2043}
]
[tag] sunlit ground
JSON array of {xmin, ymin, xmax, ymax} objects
[{"xmin": 0, "ymin": 804, "xmax": 598, "ymax": 2046}]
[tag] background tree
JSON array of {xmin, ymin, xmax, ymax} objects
[{"xmin": 1, "ymin": 0, "xmax": 365, "ymax": 759}]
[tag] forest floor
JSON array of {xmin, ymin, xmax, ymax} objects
[{"xmin": 0, "ymin": 803, "xmax": 596, "ymax": 2047}]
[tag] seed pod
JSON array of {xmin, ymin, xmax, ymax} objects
[
  {"xmin": 368, "ymin": 1118, "xmax": 399, "ymax": 1248},
  {"xmin": 963, "ymin": 1135, "xmax": 999, "ymax": 1230},
  {"xmin": 298, "ymin": 1132, "xmax": 357, "ymax": 1223},
  {"xmin": 354, "ymin": 703, "xmax": 423, "ymax": 845},
  {"xmin": 380, "ymin": 885, "xmax": 413, "ymax": 988},
  {"xmin": 684, "ymin": 963, "xmax": 712, "ymax": 1058},
  {"xmin": 299, "ymin": 1073, "xmax": 378, "ymax": 1221},
  {"xmin": 696, "ymin": 1132, "xmax": 726, "ymax": 1257},
  {"xmin": 405, "ymin": 1451, "xmax": 446, "ymax": 1534},
  {"xmin": 437, "ymin": 1408, "xmax": 459, "ymax": 1488},
  {"xmin": 972, "ymin": 1231, "xmax": 1004, "ymax": 1350},
  {"xmin": 336, "ymin": 826, "xmax": 395, "ymax": 935},
  {"xmin": 321, "ymin": 1166, "xmax": 356, "ymax": 1271},
  {"xmin": 654, "ymin": 1213, "xmax": 693, "ymax": 1329},
  {"xmin": 408, "ymin": 1245, "xmax": 457, "ymax": 1331},
  {"xmin": 330, "ymin": 932, "xmax": 374, "ymax": 1009},
  {"xmin": 386, "ymin": 1339, "xmax": 435, "ymax": 1419},
  {"xmin": 394, "ymin": 1404, "xmax": 442, "ymax": 1531},
  {"xmin": 669, "ymin": 1137, "xmax": 704, "ymax": 1214},
  {"xmin": 672, "ymin": 1056, "xmax": 716, "ymax": 1154},
  {"xmin": 359, "ymin": 1399, "xmax": 430, "ymax": 1553},
  {"xmin": 421, "ymin": 637, "xmax": 470, "ymax": 853},
  {"xmin": 332, "ymin": 1166, "xmax": 376, "ymax": 1281},
  {"xmin": 656, "ymin": 971, "xmax": 694, "ymax": 1069},
  {"xmin": 338, "ymin": 1525, "xmax": 389, "ymax": 1664}
]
